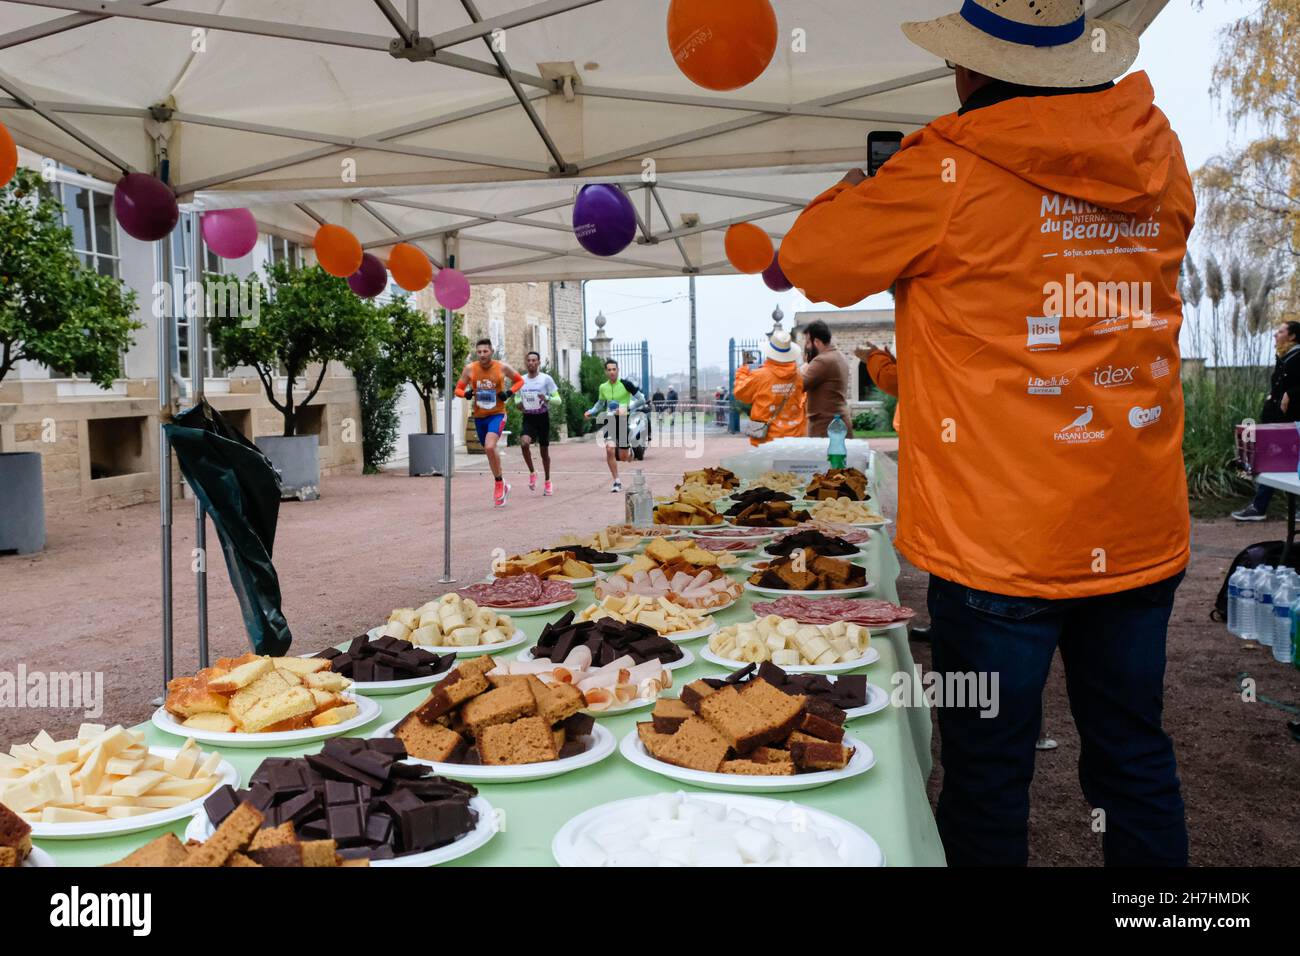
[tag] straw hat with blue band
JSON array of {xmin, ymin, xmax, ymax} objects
[
  {"xmin": 764, "ymin": 330, "xmax": 797, "ymax": 365},
  {"xmin": 902, "ymin": 0, "xmax": 1139, "ymax": 88}
]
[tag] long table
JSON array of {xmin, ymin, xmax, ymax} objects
[{"xmin": 36, "ymin": 467, "xmax": 945, "ymax": 867}]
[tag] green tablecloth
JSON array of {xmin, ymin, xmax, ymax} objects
[{"xmin": 35, "ymin": 464, "xmax": 944, "ymax": 867}]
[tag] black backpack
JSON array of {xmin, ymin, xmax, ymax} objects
[{"xmin": 1212, "ymin": 540, "xmax": 1300, "ymax": 621}]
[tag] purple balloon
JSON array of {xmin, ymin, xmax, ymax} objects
[
  {"xmin": 113, "ymin": 173, "xmax": 179, "ymax": 242},
  {"xmin": 201, "ymin": 208, "xmax": 258, "ymax": 260},
  {"xmin": 762, "ymin": 252, "xmax": 793, "ymax": 292},
  {"xmin": 347, "ymin": 253, "xmax": 388, "ymax": 299},
  {"xmin": 573, "ymin": 184, "xmax": 637, "ymax": 257}
]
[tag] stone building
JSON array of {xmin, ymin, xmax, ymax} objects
[{"xmin": 454, "ymin": 281, "xmax": 585, "ymax": 385}]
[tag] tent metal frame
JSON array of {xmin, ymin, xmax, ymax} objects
[{"xmin": 0, "ymin": 0, "xmax": 1170, "ymax": 689}]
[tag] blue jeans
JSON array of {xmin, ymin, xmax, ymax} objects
[
  {"xmin": 1252, "ymin": 483, "xmax": 1275, "ymax": 513},
  {"xmin": 928, "ymin": 572, "xmax": 1188, "ymax": 866}
]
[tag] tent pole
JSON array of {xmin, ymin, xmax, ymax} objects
[
  {"xmin": 157, "ymin": 209, "xmax": 175, "ymax": 699},
  {"xmin": 190, "ymin": 213, "xmax": 210, "ymax": 669},
  {"xmin": 439, "ymin": 234, "xmax": 457, "ymax": 585}
]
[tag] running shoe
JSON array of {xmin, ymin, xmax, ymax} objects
[
  {"xmin": 543, "ymin": 480, "xmax": 554, "ymax": 496},
  {"xmin": 494, "ymin": 481, "xmax": 511, "ymax": 508},
  {"xmin": 528, "ymin": 472, "xmax": 538, "ymax": 492},
  {"xmin": 612, "ymin": 479, "xmax": 622, "ymax": 493}
]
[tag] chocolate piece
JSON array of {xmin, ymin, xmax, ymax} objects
[
  {"xmin": 247, "ymin": 844, "xmax": 303, "ymax": 867},
  {"xmin": 557, "ymin": 740, "xmax": 586, "ymax": 760},
  {"xmin": 561, "ymin": 712, "xmax": 595, "ymax": 737},
  {"xmin": 203, "ymin": 785, "xmax": 239, "ymax": 827}
]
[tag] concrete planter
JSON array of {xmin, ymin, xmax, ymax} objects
[
  {"xmin": 408, "ymin": 433, "xmax": 450, "ymax": 477},
  {"xmin": 0, "ymin": 452, "xmax": 46, "ymax": 555},
  {"xmin": 257, "ymin": 434, "xmax": 320, "ymax": 501}
]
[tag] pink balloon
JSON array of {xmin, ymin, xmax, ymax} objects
[
  {"xmin": 201, "ymin": 208, "xmax": 258, "ymax": 260},
  {"xmin": 113, "ymin": 173, "xmax": 178, "ymax": 242},
  {"xmin": 434, "ymin": 268, "xmax": 471, "ymax": 310}
]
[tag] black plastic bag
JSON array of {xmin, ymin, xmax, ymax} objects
[{"xmin": 163, "ymin": 400, "xmax": 292, "ymax": 655}]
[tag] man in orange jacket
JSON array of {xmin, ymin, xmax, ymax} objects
[
  {"xmin": 782, "ymin": 0, "xmax": 1191, "ymax": 867},
  {"xmin": 733, "ymin": 330, "xmax": 807, "ymax": 446}
]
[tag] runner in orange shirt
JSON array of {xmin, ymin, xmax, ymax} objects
[
  {"xmin": 781, "ymin": 0, "xmax": 1192, "ymax": 866},
  {"xmin": 455, "ymin": 339, "xmax": 523, "ymax": 508}
]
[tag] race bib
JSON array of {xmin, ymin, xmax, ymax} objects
[
  {"xmin": 522, "ymin": 391, "xmax": 544, "ymax": 413},
  {"xmin": 475, "ymin": 385, "xmax": 498, "ymax": 411}
]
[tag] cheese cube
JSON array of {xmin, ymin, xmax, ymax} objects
[{"xmin": 111, "ymin": 770, "xmax": 169, "ymax": 797}]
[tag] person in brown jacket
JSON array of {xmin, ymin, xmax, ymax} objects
[{"xmin": 800, "ymin": 320, "xmax": 854, "ymax": 438}]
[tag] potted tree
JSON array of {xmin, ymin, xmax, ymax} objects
[
  {"xmin": 383, "ymin": 299, "xmax": 468, "ymax": 476},
  {"xmin": 208, "ymin": 261, "xmax": 371, "ymax": 499},
  {"xmin": 0, "ymin": 170, "xmax": 138, "ymax": 554}
]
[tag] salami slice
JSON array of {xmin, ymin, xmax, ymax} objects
[
  {"xmin": 751, "ymin": 596, "xmax": 914, "ymax": 626},
  {"xmin": 456, "ymin": 573, "xmax": 575, "ymax": 608}
]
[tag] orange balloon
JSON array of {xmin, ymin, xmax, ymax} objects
[
  {"xmin": 725, "ymin": 223, "xmax": 775, "ymax": 275},
  {"xmin": 667, "ymin": 0, "xmax": 778, "ymax": 92},
  {"xmin": 388, "ymin": 242, "xmax": 433, "ymax": 292},
  {"xmin": 314, "ymin": 224, "xmax": 363, "ymax": 278},
  {"xmin": 0, "ymin": 121, "xmax": 16, "ymax": 189}
]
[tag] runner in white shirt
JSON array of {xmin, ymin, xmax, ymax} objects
[{"xmin": 514, "ymin": 351, "xmax": 561, "ymax": 495}]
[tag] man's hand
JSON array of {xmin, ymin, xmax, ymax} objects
[
  {"xmin": 854, "ymin": 345, "xmax": 894, "ymax": 365},
  {"xmin": 839, "ymin": 168, "xmax": 868, "ymax": 187},
  {"xmin": 583, "ymin": 411, "xmax": 592, "ymax": 419},
  {"xmin": 1284, "ymin": 393, "xmax": 1291, "ymax": 413}
]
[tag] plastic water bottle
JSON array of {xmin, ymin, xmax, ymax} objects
[
  {"xmin": 1237, "ymin": 569, "xmax": 1258, "ymax": 640},
  {"xmin": 1227, "ymin": 567, "xmax": 1250, "ymax": 636},
  {"xmin": 827, "ymin": 415, "xmax": 848, "ymax": 470},
  {"xmin": 1273, "ymin": 577, "xmax": 1293, "ymax": 656},
  {"xmin": 1254, "ymin": 568, "xmax": 1276, "ymax": 647},
  {"xmin": 626, "ymin": 470, "xmax": 653, "ymax": 528}
]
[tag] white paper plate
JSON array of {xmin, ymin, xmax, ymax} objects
[
  {"xmin": 761, "ymin": 543, "xmax": 868, "ymax": 560},
  {"xmin": 801, "ymin": 512, "xmax": 891, "ymax": 529},
  {"xmin": 846, "ymin": 683, "xmax": 891, "ymax": 719},
  {"xmin": 695, "ymin": 595, "xmax": 741, "ymax": 616},
  {"xmin": 742, "ymin": 557, "xmax": 868, "ymax": 574},
  {"xmin": 743, "ymin": 581, "xmax": 874, "ymax": 599},
  {"xmin": 689, "ymin": 527, "xmax": 775, "ymax": 541},
  {"xmin": 656, "ymin": 523, "xmax": 727, "ymax": 531},
  {"xmin": 21, "ymin": 847, "xmax": 57, "ymax": 867},
  {"xmin": 150, "ymin": 695, "xmax": 381, "ymax": 749},
  {"xmin": 582, "ymin": 694, "xmax": 660, "ymax": 718},
  {"xmin": 590, "ymin": 554, "xmax": 632, "ymax": 570},
  {"xmin": 693, "ymin": 542, "xmax": 760, "ymax": 557},
  {"xmin": 664, "ymin": 618, "xmax": 720, "ymax": 642},
  {"xmin": 364, "ymin": 626, "xmax": 529, "ymax": 658},
  {"xmin": 184, "ymin": 794, "xmax": 499, "ymax": 867},
  {"xmin": 374, "ymin": 719, "xmax": 617, "ymax": 783},
  {"xmin": 27, "ymin": 746, "xmax": 240, "ymax": 840},
  {"xmin": 699, "ymin": 643, "xmax": 880, "ymax": 675},
  {"xmin": 477, "ymin": 595, "xmax": 578, "ymax": 617},
  {"xmin": 519, "ymin": 645, "xmax": 696, "ymax": 671},
  {"xmin": 620, "ymin": 731, "xmax": 875, "ymax": 793},
  {"xmin": 552, "ymin": 792, "xmax": 884, "ymax": 867},
  {"xmin": 491, "ymin": 570, "xmax": 605, "ymax": 588}
]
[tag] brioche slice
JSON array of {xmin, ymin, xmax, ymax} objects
[
  {"xmin": 235, "ymin": 687, "xmax": 316, "ymax": 733},
  {"xmin": 206, "ymin": 657, "xmax": 274, "ymax": 693}
]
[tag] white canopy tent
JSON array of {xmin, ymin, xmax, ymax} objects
[
  {"xmin": 0, "ymin": 0, "xmax": 1172, "ymax": 684},
  {"xmin": 0, "ymin": 0, "xmax": 1170, "ymax": 281}
]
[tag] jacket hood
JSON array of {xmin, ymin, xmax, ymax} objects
[{"xmin": 928, "ymin": 72, "xmax": 1177, "ymax": 215}]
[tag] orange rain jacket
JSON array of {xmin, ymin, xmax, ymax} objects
[
  {"xmin": 781, "ymin": 73, "xmax": 1193, "ymax": 598},
  {"xmin": 733, "ymin": 360, "xmax": 808, "ymax": 446}
]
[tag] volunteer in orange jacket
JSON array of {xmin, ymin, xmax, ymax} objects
[
  {"xmin": 733, "ymin": 330, "xmax": 808, "ymax": 446},
  {"xmin": 782, "ymin": 0, "xmax": 1192, "ymax": 867}
]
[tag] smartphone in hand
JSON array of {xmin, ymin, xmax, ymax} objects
[{"xmin": 867, "ymin": 130, "xmax": 904, "ymax": 177}]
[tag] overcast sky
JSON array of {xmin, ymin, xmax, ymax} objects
[{"xmin": 586, "ymin": 0, "xmax": 1250, "ymax": 376}]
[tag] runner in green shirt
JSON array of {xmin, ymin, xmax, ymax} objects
[{"xmin": 584, "ymin": 358, "xmax": 646, "ymax": 493}]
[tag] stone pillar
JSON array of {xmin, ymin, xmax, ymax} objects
[{"xmin": 589, "ymin": 311, "xmax": 612, "ymax": 360}]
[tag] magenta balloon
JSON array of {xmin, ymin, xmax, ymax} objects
[
  {"xmin": 347, "ymin": 253, "xmax": 388, "ymax": 299},
  {"xmin": 572, "ymin": 184, "xmax": 636, "ymax": 257},
  {"xmin": 762, "ymin": 252, "xmax": 793, "ymax": 292},
  {"xmin": 201, "ymin": 208, "xmax": 258, "ymax": 259},
  {"xmin": 113, "ymin": 173, "xmax": 179, "ymax": 242},
  {"xmin": 434, "ymin": 268, "xmax": 471, "ymax": 310}
]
